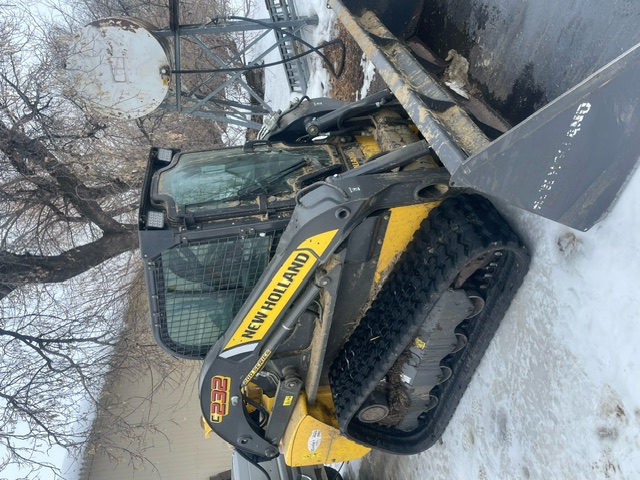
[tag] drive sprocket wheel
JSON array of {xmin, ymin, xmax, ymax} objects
[{"xmin": 329, "ymin": 193, "xmax": 530, "ymax": 454}]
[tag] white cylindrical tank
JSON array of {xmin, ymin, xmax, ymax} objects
[{"xmin": 67, "ymin": 18, "xmax": 171, "ymax": 119}]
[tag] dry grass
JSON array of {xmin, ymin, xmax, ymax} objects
[{"xmin": 323, "ymin": 22, "xmax": 365, "ymax": 102}]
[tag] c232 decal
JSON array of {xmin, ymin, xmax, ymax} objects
[{"xmin": 210, "ymin": 375, "xmax": 231, "ymax": 423}]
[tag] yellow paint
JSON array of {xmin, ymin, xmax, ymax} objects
[
  {"xmin": 355, "ymin": 135, "xmax": 381, "ymax": 159},
  {"xmin": 224, "ymin": 230, "xmax": 338, "ymax": 350},
  {"xmin": 414, "ymin": 337, "xmax": 427, "ymax": 350},
  {"xmin": 302, "ymin": 452, "xmax": 321, "ymax": 460},
  {"xmin": 282, "ymin": 388, "xmax": 370, "ymax": 466},
  {"xmin": 241, "ymin": 383, "xmax": 263, "ymax": 414},
  {"xmin": 201, "ymin": 416, "xmax": 214, "ymax": 439},
  {"xmin": 374, "ymin": 203, "xmax": 440, "ymax": 284},
  {"xmin": 344, "ymin": 149, "xmax": 361, "ymax": 169},
  {"xmin": 262, "ymin": 393, "xmax": 276, "ymax": 414}
]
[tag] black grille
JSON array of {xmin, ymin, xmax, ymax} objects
[{"xmin": 153, "ymin": 231, "xmax": 281, "ymax": 358}]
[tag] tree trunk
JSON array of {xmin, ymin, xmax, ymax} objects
[{"xmin": 0, "ymin": 226, "xmax": 139, "ymax": 301}]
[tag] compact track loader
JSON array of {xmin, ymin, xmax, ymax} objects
[{"xmin": 138, "ymin": 0, "xmax": 640, "ymax": 471}]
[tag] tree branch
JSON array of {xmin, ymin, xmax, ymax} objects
[
  {"xmin": 0, "ymin": 226, "xmax": 138, "ymax": 300},
  {"xmin": 0, "ymin": 121, "xmax": 127, "ymax": 233}
]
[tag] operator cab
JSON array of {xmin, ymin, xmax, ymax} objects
[{"xmin": 138, "ymin": 143, "xmax": 342, "ymax": 360}]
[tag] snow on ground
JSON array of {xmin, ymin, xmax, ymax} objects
[
  {"xmin": 357, "ymin": 57, "xmax": 376, "ymax": 101},
  {"xmin": 286, "ymin": 1, "xmax": 640, "ymax": 479},
  {"xmin": 254, "ymin": 0, "xmax": 336, "ymax": 111}
]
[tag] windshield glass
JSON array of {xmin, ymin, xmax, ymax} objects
[
  {"xmin": 156, "ymin": 232, "xmax": 279, "ymax": 358},
  {"xmin": 156, "ymin": 146, "xmax": 333, "ymax": 215}
]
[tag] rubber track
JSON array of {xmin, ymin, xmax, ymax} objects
[{"xmin": 329, "ymin": 194, "xmax": 530, "ymax": 454}]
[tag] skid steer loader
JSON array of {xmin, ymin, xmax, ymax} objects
[{"xmin": 138, "ymin": 0, "xmax": 640, "ymax": 470}]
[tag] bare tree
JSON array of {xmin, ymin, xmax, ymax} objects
[
  {"xmin": 0, "ymin": 272, "xmax": 128, "ymax": 476},
  {"xmin": 0, "ymin": 265, "xmax": 192, "ymax": 478},
  {"xmin": 0, "ymin": 0, "xmax": 267, "ymax": 476},
  {"xmin": 0, "ymin": 0, "xmax": 229, "ymax": 300},
  {"xmin": 0, "ymin": 5, "xmax": 143, "ymax": 301},
  {"xmin": 0, "ymin": 3, "xmax": 199, "ymax": 478}
]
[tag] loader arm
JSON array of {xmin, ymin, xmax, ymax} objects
[{"xmin": 199, "ymin": 165, "xmax": 450, "ymax": 458}]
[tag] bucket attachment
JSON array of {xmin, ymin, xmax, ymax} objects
[
  {"xmin": 450, "ymin": 44, "xmax": 640, "ymax": 231},
  {"xmin": 330, "ymin": 0, "xmax": 640, "ymax": 231}
]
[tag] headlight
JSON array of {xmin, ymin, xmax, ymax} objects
[
  {"xmin": 146, "ymin": 210, "xmax": 164, "ymax": 228},
  {"xmin": 156, "ymin": 148, "xmax": 173, "ymax": 163}
]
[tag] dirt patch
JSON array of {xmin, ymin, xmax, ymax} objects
[
  {"xmin": 323, "ymin": 22, "xmax": 365, "ymax": 101},
  {"xmin": 380, "ymin": 350, "xmax": 412, "ymax": 425}
]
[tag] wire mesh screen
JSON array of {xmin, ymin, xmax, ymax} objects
[{"xmin": 153, "ymin": 231, "xmax": 281, "ymax": 358}]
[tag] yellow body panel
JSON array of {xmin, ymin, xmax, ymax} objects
[
  {"xmin": 375, "ymin": 203, "xmax": 440, "ymax": 283},
  {"xmin": 355, "ymin": 135, "xmax": 381, "ymax": 159},
  {"xmin": 282, "ymin": 388, "xmax": 370, "ymax": 466}
]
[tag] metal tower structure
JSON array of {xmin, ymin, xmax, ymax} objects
[{"xmin": 153, "ymin": 0, "xmax": 318, "ymax": 130}]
